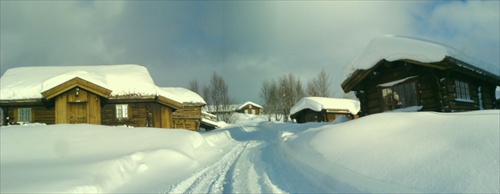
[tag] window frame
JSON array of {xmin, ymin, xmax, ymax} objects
[
  {"xmin": 17, "ymin": 108, "xmax": 32, "ymax": 123},
  {"xmin": 454, "ymin": 80, "xmax": 472, "ymax": 102},
  {"xmin": 379, "ymin": 79, "xmax": 419, "ymax": 111},
  {"xmin": 115, "ymin": 104, "xmax": 129, "ymax": 119}
]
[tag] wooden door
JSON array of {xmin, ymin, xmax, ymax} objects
[{"xmin": 68, "ymin": 102, "xmax": 88, "ymax": 123}]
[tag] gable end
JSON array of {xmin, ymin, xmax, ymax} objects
[{"xmin": 41, "ymin": 77, "xmax": 112, "ymax": 100}]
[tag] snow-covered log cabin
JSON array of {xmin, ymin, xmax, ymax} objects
[
  {"xmin": 0, "ymin": 64, "xmax": 206, "ymax": 131},
  {"xmin": 235, "ymin": 101, "xmax": 263, "ymax": 115},
  {"xmin": 158, "ymin": 87, "xmax": 206, "ymax": 130},
  {"xmin": 341, "ymin": 36, "xmax": 500, "ymax": 116},
  {"xmin": 290, "ymin": 97, "xmax": 360, "ymax": 123}
]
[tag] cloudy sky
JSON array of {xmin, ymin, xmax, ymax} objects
[{"xmin": 1, "ymin": 1, "xmax": 499, "ymax": 104}]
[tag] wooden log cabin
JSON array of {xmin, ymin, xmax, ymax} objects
[
  {"xmin": 157, "ymin": 87, "xmax": 207, "ymax": 131},
  {"xmin": 235, "ymin": 101, "xmax": 263, "ymax": 115},
  {"xmin": 290, "ymin": 97, "xmax": 360, "ymax": 123},
  {"xmin": 341, "ymin": 36, "xmax": 500, "ymax": 116},
  {"xmin": 0, "ymin": 65, "xmax": 206, "ymax": 131}
]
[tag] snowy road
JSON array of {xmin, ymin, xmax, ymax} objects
[{"xmin": 166, "ymin": 123, "xmax": 320, "ymax": 193}]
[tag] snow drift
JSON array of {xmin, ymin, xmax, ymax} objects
[
  {"xmin": 1, "ymin": 110, "xmax": 498, "ymax": 193},
  {"xmin": 283, "ymin": 110, "xmax": 500, "ymax": 193}
]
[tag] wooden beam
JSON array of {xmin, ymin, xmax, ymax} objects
[{"xmin": 157, "ymin": 95, "xmax": 183, "ymax": 110}]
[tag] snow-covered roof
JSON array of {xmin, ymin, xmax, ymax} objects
[
  {"xmin": 237, "ymin": 101, "xmax": 263, "ymax": 110},
  {"xmin": 345, "ymin": 35, "xmax": 500, "ymax": 77},
  {"xmin": 0, "ymin": 64, "xmax": 205, "ymax": 107},
  {"xmin": 0, "ymin": 64, "xmax": 158, "ymax": 100},
  {"xmin": 157, "ymin": 87, "xmax": 206, "ymax": 105},
  {"xmin": 290, "ymin": 97, "xmax": 361, "ymax": 116}
]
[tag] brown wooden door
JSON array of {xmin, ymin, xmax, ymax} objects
[{"xmin": 68, "ymin": 102, "xmax": 88, "ymax": 123}]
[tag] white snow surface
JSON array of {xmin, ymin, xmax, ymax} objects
[
  {"xmin": 157, "ymin": 87, "xmax": 206, "ymax": 104},
  {"xmin": 1, "ymin": 110, "xmax": 499, "ymax": 193},
  {"xmin": 290, "ymin": 97, "xmax": 360, "ymax": 115},
  {"xmin": 345, "ymin": 35, "xmax": 500, "ymax": 77},
  {"xmin": 1, "ymin": 65, "xmax": 158, "ymax": 100}
]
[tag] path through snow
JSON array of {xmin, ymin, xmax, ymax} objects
[{"xmin": 166, "ymin": 123, "xmax": 321, "ymax": 193}]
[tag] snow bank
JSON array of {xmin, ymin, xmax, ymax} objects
[
  {"xmin": 290, "ymin": 97, "xmax": 360, "ymax": 115},
  {"xmin": 0, "ymin": 124, "xmax": 236, "ymax": 193},
  {"xmin": 0, "ymin": 64, "xmax": 158, "ymax": 100},
  {"xmin": 283, "ymin": 110, "xmax": 500, "ymax": 193},
  {"xmin": 345, "ymin": 35, "xmax": 500, "ymax": 77}
]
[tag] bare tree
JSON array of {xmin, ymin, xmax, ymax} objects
[
  {"xmin": 295, "ymin": 78, "xmax": 305, "ymax": 101},
  {"xmin": 260, "ymin": 79, "xmax": 281, "ymax": 121},
  {"xmin": 188, "ymin": 79, "xmax": 200, "ymax": 95},
  {"xmin": 207, "ymin": 72, "xmax": 232, "ymax": 122},
  {"xmin": 307, "ymin": 68, "xmax": 331, "ymax": 97},
  {"xmin": 202, "ymin": 85, "xmax": 211, "ymax": 108}
]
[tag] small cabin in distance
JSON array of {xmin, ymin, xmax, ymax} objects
[
  {"xmin": 290, "ymin": 97, "xmax": 360, "ymax": 123},
  {"xmin": 236, "ymin": 101, "xmax": 263, "ymax": 115},
  {"xmin": 341, "ymin": 36, "xmax": 500, "ymax": 116}
]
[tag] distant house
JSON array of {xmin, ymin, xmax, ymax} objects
[
  {"xmin": 290, "ymin": 97, "xmax": 360, "ymax": 123},
  {"xmin": 235, "ymin": 101, "xmax": 263, "ymax": 115},
  {"xmin": 341, "ymin": 36, "xmax": 500, "ymax": 116},
  {"xmin": 0, "ymin": 64, "xmax": 205, "ymax": 131}
]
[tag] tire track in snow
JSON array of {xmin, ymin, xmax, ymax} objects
[{"xmin": 165, "ymin": 142, "xmax": 247, "ymax": 194}]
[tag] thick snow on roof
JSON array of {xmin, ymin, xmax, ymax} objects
[
  {"xmin": 237, "ymin": 101, "xmax": 263, "ymax": 110},
  {"xmin": 157, "ymin": 87, "xmax": 206, "ymax": 105},
  {"xmin": 290, "ymin": 97, "xmax": 360, "ymax": 115},
  {"xmin": 0, "ymin": 64, "xmax": 158, "ymax": 100},
  {"xmin": 345, "ymin": 35, "xmax": 499, "ymax": 77}
]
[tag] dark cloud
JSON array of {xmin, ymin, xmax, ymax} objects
[{"xmin": 1, "ymin": 1, "xmax": 498, "ymax": 103}]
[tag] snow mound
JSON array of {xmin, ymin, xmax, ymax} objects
[
  {"xmin": 0, "ymin": 124, "xmax": 236, "ymax": 193},
  {"xmin": 283, "ymin": 110, "xmax": 500, "ymax": 193},
  {"xmin": 290, "ymin": 97, "xmax": 360, "ymax": 115}
]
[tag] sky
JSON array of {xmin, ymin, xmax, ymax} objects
[{"xmin": 1, "ymin": 1, "xmax": 499, "ymax": 104}]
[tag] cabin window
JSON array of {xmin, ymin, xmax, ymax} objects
[
  {"xmin": 454, "ymin": 80, "xmax": 471, "ymax": 101},
  {"xmin": 18, "ymin": 108, "xmax": 32, "ymax": 123},
  {"xmin": 381, "ymin": 81, "xmax": 418, "ymax": 111},
  {"xmin": 116, "ymin": 104, "xmax": 129, "ymax": 119}
]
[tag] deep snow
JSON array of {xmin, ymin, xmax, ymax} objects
[{"xmin": 1, "ymin": 110, "xmax": 499, "ymax": 193}]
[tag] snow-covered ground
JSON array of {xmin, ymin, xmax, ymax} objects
[{"xmin": 1, "ymin": 110, "xmax": 499, "ymax": 193}]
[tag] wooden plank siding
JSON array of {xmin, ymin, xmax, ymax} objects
[
  {"xmin": 54, "ymin": 87, "xmax": 102, "ymax": 124},
  {"xmin": 2, "ymin": 106, "xmax": 55, "ymax": 124},
  {"xmin": 172, "ymin": 104, "xmax": 203, "ymax": 131},
  {"xmin": 101, "ymin": 101, "xmax": 175, "ymax": 128}
]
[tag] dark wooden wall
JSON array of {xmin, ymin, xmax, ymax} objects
[
  {"xmin": 102, "ymin": 101, "xmax": 174, "ymax": 128},
  {"xmin": 354, "ymin": 60, "xmax": 498, "ymax": 116},
  {"xmin": 293, "ymin": 109, "xmax": 354, "ymax": 123},
  {"xmin": 2, "ymin": 106, "xmax": 55, "ymax": 125}
]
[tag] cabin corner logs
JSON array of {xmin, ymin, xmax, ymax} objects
[{"xmin": 344, "ymin": 59, "xmax": 498, "ymax": 116}]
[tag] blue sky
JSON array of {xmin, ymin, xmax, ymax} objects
[{"xmin": 1, "ymin": 1, "xmax": 499, "ymax": 103}]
